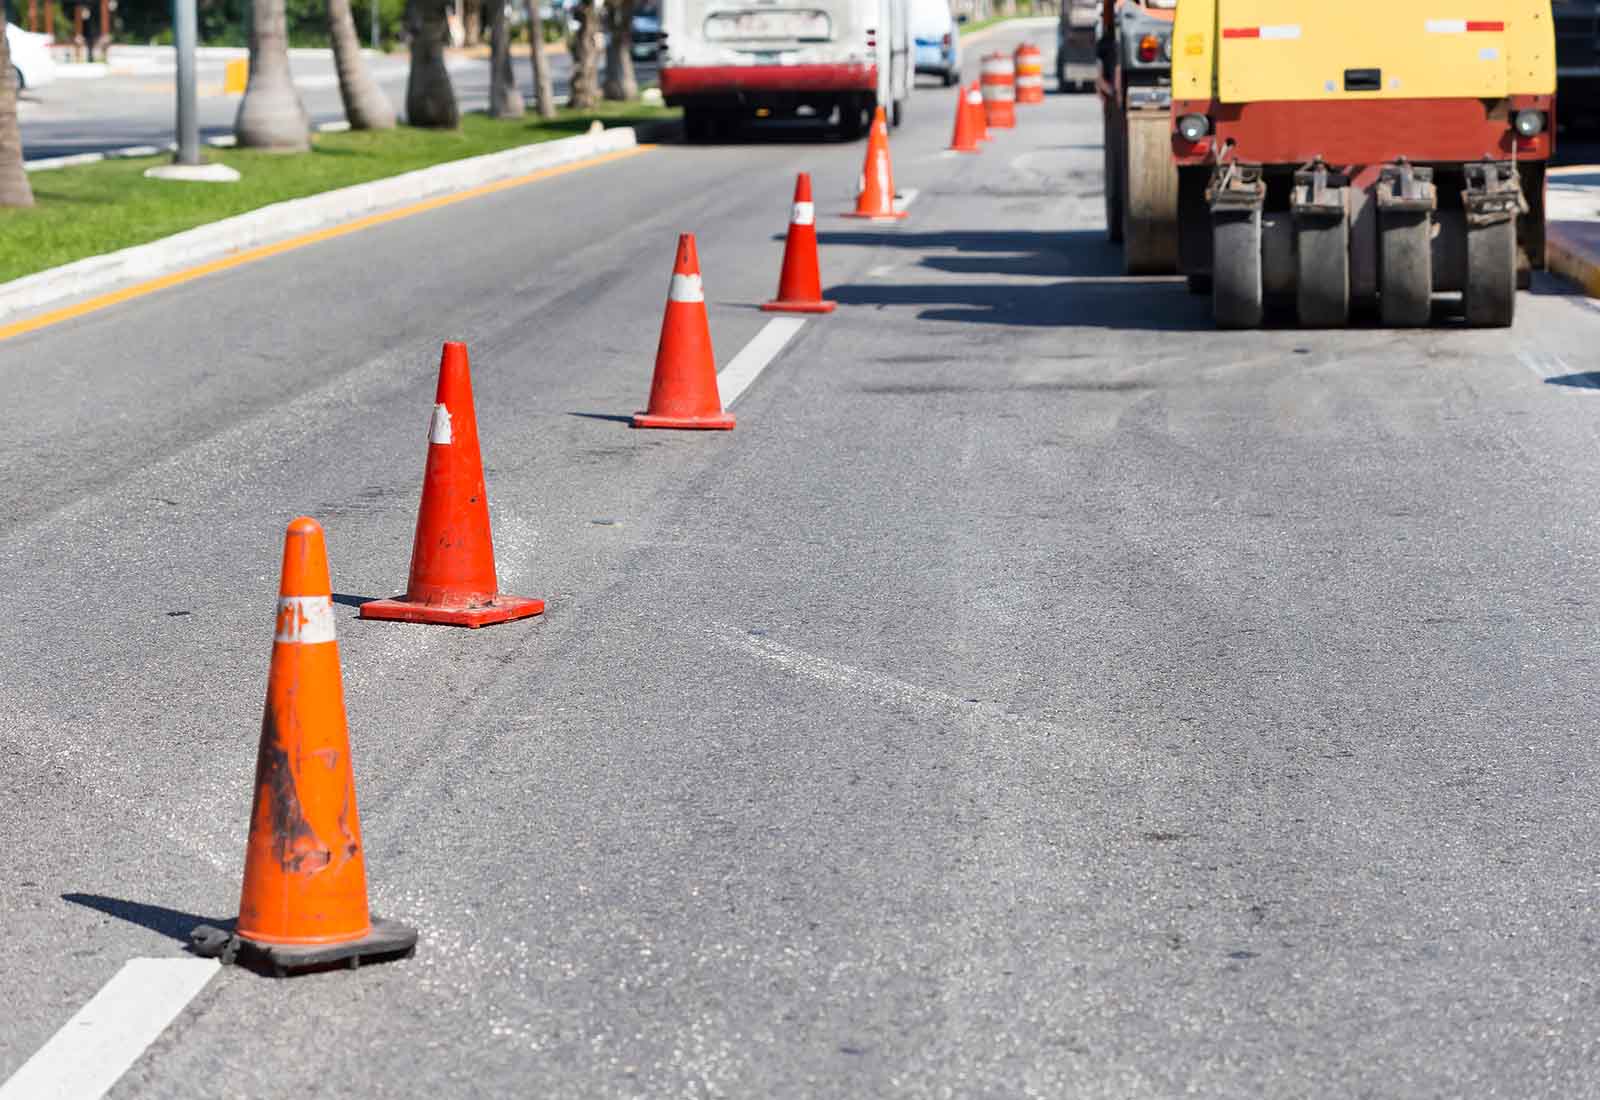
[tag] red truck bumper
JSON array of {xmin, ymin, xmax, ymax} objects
[
  {"xmin": 660, "ymin": 63, "xmax": 877, "ymax": 97},
  {"xmin": 1171, "ymin": 95, "xmax": 1554, "ymax": 165}
]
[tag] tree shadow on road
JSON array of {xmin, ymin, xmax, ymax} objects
[
  {"xmin": 815, "ymin": 228, "xmax": 1122, "ymax": 272},
  {"xmin": 821, "ymin": 279, "xmax": 1205, "ymax": 329},
  {"xmin": 63, "ymin": 893, "xmax": 230, "ymax": 945}
]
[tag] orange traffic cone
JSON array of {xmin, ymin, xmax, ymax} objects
[
  {"xmin": 360, "ymin": 343, "xmax": 545, "ymax": 627},
  {"xmin": 967, "ymin": 82, "xmax": 992, "ymax": 142},
  {"xmin": 190, "ymin": 517, "xmax": 416, "ymax": 977},
  {"xmin": 633, "ymin": 234, "xmax": 735, "ymax": 429},
  {"xmin": 763, "ymin": 173, "xmax": 836, "ymax": 314},
  {"xmin": 948, "ymin": 83, "xmax": 981, "ymax": 152},
  {"xmin": 844, "ymin": 107, "xmax": 906, "ymax": 220}
]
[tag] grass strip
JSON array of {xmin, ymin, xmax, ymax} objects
[
  {"xmin": 2, "ymin": 102, "xmax": 677, "ymax": 285},
  {"xmin": 962, "ymin": 6, "xmax": 1045, "ymax": 36}
]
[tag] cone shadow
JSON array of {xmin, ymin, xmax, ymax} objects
[
  {"xmin": 63, "ymin": 893, "xmax": 230, "ymax": 945},
  {"xmin": 331, "ymin": 592, "xmax": 378, "ymax": 608},
  {"xmin": 569, "ymin": 412, "xmax": 637, "ymax": 424}
]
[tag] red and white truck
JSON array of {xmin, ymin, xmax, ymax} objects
[{"xmin": 659, "ymin": 0, "xmax": 911, "ymax": 140}]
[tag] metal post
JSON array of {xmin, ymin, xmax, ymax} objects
[{"xmin": 173, "ymin": 0, "xmax": 200, "ymax": 165}]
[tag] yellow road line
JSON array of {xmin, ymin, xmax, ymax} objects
[{"xmin": 0, "ymin": 143, "xmax": 657, "ymax": 344}]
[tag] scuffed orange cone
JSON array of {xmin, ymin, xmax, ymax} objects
[
  {"xmin": 190, "ymin": 517, "xmax": 416, "ymax": 977},
  {"xmin": 360, "ymin": 343, "xmax": 545, "ymax": 628},
  {"xmin": 633, "ymin": 234, "xmax": 735, "ymax": 429},
  {"xmin": 763, "ymin": 173, "xmax": 836, "ymax": 314},
  {"xmin": 947, "ymin": 84, "xmax": 981, "ymax": 152},
  {"xmin": 844, "ymin": 107, "xmax": 907, "ymax": 220}
]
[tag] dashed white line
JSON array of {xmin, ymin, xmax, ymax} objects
[
  {"xmin": 0, "ymin": 958, "xmax": 220, "ymax": 1100},
  {"xmin": 718, "ymin": 316, "xmax": 807, "ymax": 407}
]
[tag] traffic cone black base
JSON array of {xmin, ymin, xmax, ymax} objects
[{"xmin": 192, "ymin": 917, "xmax": 418, "ymax": 979}]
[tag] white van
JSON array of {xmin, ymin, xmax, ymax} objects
[
  {"xmin": 910, "ymin": 0, "xmax": 959, "ymax": 86},
  {"xmin": 659, "ymin": 0, "xmax": 910, "ymax": 140}
]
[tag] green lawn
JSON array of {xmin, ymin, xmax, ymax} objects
[
  {"xmin": 2, "ymin": 103, "xmax": 678, "ymax": 285},
  {"xmin": 962, "ymin": 6, "xmax": 1046, "ymax": 36}
]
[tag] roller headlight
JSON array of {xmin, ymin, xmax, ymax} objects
[
  {"xmin": 1515, "ymin": 109, "xmax": 1546, "ymax": 137},
  {"xmin": 1177, "ymin": 113, "xmax": 1210, "ymax": 142}
]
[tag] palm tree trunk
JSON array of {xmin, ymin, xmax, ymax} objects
[
  {"xmin": 463, "ymin": 0, "xmax": 483, "ymax": 45},
  {"xmin": 602, "ymin": 0, "xmax": 636, "ymax": 101},
  {"xmin": 406, "ymin": 0, "xmax": 460, "ymax": 127},
  {"xmin": 488, "ymin": 0, "xmax": 524, "ymax": 117},
  {"xmin": 568, "ymin": 0, "xmax": 603, "ymax": 109},
  {"xmin": 327, "ymin": 0, "xmax": 397, "ymax": 129},
  {"xmin": 522, "ymin": 0, "xmax": 556, "ymax": 118},
  {"xmin": 235, "ymin": 0, "xmax": 312, "ymax": 150},
  {"xmin": 0, "ymin": 15, "xmax": 34, "ymax": 207}
]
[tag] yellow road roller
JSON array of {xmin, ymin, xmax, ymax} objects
[{"xmin": 1169, "ymin": 1, "xmax": 1556, "ymax": 327}]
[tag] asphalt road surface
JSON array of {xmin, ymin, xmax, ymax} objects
[
  {"xmin": 18, "ymin": 49, "xmax": 644, "ymax": 160},
  {"xmin": 5, "ymin": 21, "xmax": 1600, "ymax": 1098}
]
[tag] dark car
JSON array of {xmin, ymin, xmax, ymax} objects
[{"xmin": 632, "ymin": 7, "xmax": 662, "ymax": 61}]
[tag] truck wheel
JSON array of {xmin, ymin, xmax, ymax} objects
[
  {"xmin": 1296, "ymin": 215, "xmax": 1350, "ymax": 328},
  {"xmin": 1121, "ymin": 111, "xmax": 1179, "ymax": 274},
  {"xmin": 1212, "ymin": 212, "xmax": 1264, "ymax": 329},
  {"xmin": 683, "ymin": 109, "xmax": 711, "ymax": 144},
  {"xmin": 1378, "ymin": 213, "xmax": 1432, "ymax": 327},
  {"xmin": 1103, "ymin": 103, "xmax": 1124, "ymax": 244},
  {"xmin": 837, "ymin": 98, "xmax": 867, "ymax": 141},
  {"xmin": 1463, "ymin": 218, "xmax": 1516, "ymax": 328}
]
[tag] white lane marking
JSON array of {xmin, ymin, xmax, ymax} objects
[
  {"xmin": 867, "ymin": 264, "xmax": 897, "ymax": 278},
  {"xmin": 718, "ymin": 317, "xmax": 806, "ymax": 407},
  {"xmin": 894, "ymin": 188, "xmax": 920, "ymax": 214},
  {"xmin": 697, "ymin": 621, "xmax": 1070, "ymax": 736},
  {"xmin": 0, "ymin": 958, "xmax": 220, "ymax": 1100}
]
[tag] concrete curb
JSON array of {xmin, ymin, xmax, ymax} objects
[
  {"xmin": 1547, "ymin": 222, "xmax": 1600, "ymax": 298},
  {"xmin": 0, "ymin": 122, "xmax": 672, "ymax": 323}
]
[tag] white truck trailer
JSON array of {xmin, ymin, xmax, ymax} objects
[{"xmin": 659, "ymin": 0, "xmax": 911, "ymax": 140}]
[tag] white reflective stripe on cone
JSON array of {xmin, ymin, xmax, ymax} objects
[
  {"xmin": 790, "ymin": 201, "xmax": 815, "ymax": 226},
  {"xmin": 428, "ymin": 402, "xmax": 453, "ymax": 445},
  {"xmin": 669, "ymin": 272, "xmax": 705, "ymax": 302},
  {"xmin": 275, "ymin": 596, "xmax": 336, "ymax": 644}
]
